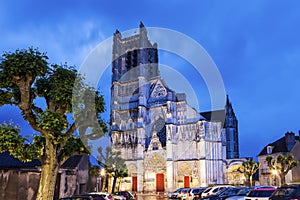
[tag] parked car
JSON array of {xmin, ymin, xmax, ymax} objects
[
  {"xmin": 225, "ymin": 187, "xmax": 253, "ymax": 200},
  {"xmin": 178, "ymin": 188, "xmax": 191, "ymax": 199},
  {"xmin": 113, "ymin": 191, "xmax": 135, "ymax": 199},
  {"xmin": 198, "ymin": 187, "xmax": 240, "ymax": 200},
  {"xmin": 112, "ymin": 194, "xmax": 126, "ymax": 200},
  {"xmin": 244, "ymin": 187, "xmax": 276, "ymax": 200},
  {"xmin": 184, "ymin": 187, "xmax": 206, "ymax": 200},
  {"xmin": 201, "ymin": 185, "xmax": 233, "ymax": 198},
  {"xmin": 89, "ymin": 192, "xmax": 114, "ymax": 200},
  {"xmin": 270, "ymin": 184, "xmax": 300, "ymax": 200},
  {"xmin": 59, "ymin": 197, "xmax": 92, "ymax": 200},
  {"xmin": 169, "ymin": 188, "xmax": 184, "ymax": 199}
]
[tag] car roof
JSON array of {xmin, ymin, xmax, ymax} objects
[{"xmin": 252, "ymin": 187, "xmax": 276, "ymax": 191}]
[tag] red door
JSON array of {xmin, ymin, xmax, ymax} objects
[
  {"xmin": 184, "ymin": 176, "xmax": 190, "ymax": 188},
  {"xmin": 132, "ymin": 176, "xmax": 137, "ymax": 192},
  {"xmin": 156, "ymin": 173, "xmax": 164, "ymax": 192}
]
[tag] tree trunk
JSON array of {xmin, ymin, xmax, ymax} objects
[
  {"xmin": 111, "ymin": 176, "xmax": 117, "ymax": 194},
  {"xmin": 249, "ymin": 175, "xmax": 253, "ymax": 187},
  {"xmin": 280, "ymin": 173, "xmax": 285, "ymax": 186},
  {"xmin": 104, "ymin": 174, "xmax": 109, "ymax": 192},
  {"xmin": 36, "ymin": 140, "xmax": 59, "ymax": 200}
]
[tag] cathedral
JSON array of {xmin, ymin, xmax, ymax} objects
[{"xmin": 110, "ymin": 23, "xmax": 239, "ymax": 193}]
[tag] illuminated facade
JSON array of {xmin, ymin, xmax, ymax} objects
[{"xmin": 110, "ymin": 23, "xmax": 239, "ymax": 192}]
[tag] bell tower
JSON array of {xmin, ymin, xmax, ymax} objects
[{"xmin": 111, "ymin": 22, "xmax": 159, "ymax": 83}]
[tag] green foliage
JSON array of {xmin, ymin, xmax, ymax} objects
[
  {"xmin": 266, "ymin": 154, "xmax": 298, "ymax": 185},
  {"xmin": 98, "ymin": 147, "xmax": 128, "ymax": 193},
  {"xmin": 238, "ymin": 159, "xmax": 260, "ymax": 186},
  {"xmin": 58, "ymin": 136, "xmax": 89, "ymax": 162},
  {"xmin": 37, "ymin": 110, "xmax": 68, "ymax": 132},
  {"xmin": 0, "ymin": 123, "xmax": 44, "ymax": 162},
  {"xmin": 0, "ymin": 48, "xmax": 48, "ymax": 86},
  {"xmin": 35, "ymin": 64, "xmax": 77, "ymax": 113},
  {"xmin": 0, "ymin": 47, "xmax": 107, "ymax": 200},
  {"xmin": 0, "ymin": 48, "xmax": 48, "ymax": 106}
]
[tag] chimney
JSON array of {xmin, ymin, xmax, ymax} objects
[{"xmin": 285, "ymin": 131, "xmax": 296, "ymax": 152}]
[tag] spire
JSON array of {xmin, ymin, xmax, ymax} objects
[
  {"xmin": 114, "ymin": 29, "xmax": 121, "ymax": 38},
  {"xmin": 139, "ymin": 21, "xmax": 145, "ymax": 28},
  {"xmin": 226, "ymin": 94, "xmax": 231, "ymax": 107}
]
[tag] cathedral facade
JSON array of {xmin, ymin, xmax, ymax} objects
[{"xmin": 110, "ymin": 23, "xmax": 239, "ymax": 192}]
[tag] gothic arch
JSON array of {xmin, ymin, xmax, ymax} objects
[
  {"xmin": 144, "ymin": 152, "xmax": 166, "ymax": 173},
  {"xmin": 178, "ymin": 163, "xmax": 192, "ymax": 176},
  {"xmin": 127, "ymin": 164, "xmax": 137, "ymax": 176},
  {"xmin": 227, "ymin": 163, "xmax": 245, "ymax": 185}
]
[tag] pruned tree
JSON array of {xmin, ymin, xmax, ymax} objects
[
  {"xmin": 238, "ymin": 159, "xmax": 260, "ymax": 186},
  {"xmin": 0, "ymin": 48, "xmax": 107, "ymax": 200},
  {"xmin": 266, "ymin": 154, "xmax": 298, "ymax": 186},
  {"xmin": 98, "ymin": 146, "xmax": 128, "ymax": 193}
]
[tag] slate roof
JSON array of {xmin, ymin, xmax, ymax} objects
[
  {"xmin": 60, "ymin": 155, "xmax": 84, "ymax": 169},
  {"xmin": 258, "ymin": 136, "xmax": 300, "ymax": 156},
  {"xmin": 0, "ymin": 151, "xmax": 85, "ymax": 170},
  {"xmin": 0, "ymin": 151, "xmax": 41, "ymax": 169},
  {"xmin": 200, "ymin": 110, "xmax": 226, "ymax": 126}
]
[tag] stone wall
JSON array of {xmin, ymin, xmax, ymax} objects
[{"xmin": 0, "ymin": 169, "xmax": 40, "ymax": 200}]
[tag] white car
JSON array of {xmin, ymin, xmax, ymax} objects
[
  {"xmin": 181, "ymin": 187, "xmax": 206, "ymax": 200},
  {"xmin": 201, "ymin": 185, "xmax": 233, "ymax": 198},
  {"xmin": 244, "ymin": 187, "xmax": 276, "ymax": 200}
]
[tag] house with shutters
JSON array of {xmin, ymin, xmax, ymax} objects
[{"xmin": 257, "ymin": 131, "xmax": 300, "ymax": 186}]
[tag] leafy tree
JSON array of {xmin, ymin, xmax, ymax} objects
[
  {"xmin": 98, "ymin": 146, "xmax": 128, "ymax": 193},
  {"xmin": 0, "ymin": 48, "xmax": 107, "ymax": 200},
  {"xmin": 266, "ymin": 154, "xmax": 298, "ymax": 186},
  {"xmin": 238, "ymin": 159, "xmax": 260, "ymax": 186}
]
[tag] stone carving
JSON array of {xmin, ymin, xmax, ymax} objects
[{"xmin": 144, "ymin": 153, "xmax": 166, "ymax": 173}]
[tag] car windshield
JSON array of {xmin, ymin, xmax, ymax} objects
[
  {"xmin": 248, "ymin": 190, "xmax": 275, "ymax": 197},
  {"xmin": 174, "ymin": 188, "xmax": 182, "ymax": 193},
  {"xmin": 236, "ymin": 188, "xmax": 251, "ymax": 196},
  {"xmin": 273, "ymin": 187, "xmax": 296, "ymax": 196},
  {"xmin": 203, "ymin": 187, "xmax": 212, "ymax": 193}
]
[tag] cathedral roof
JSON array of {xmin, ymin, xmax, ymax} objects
[{"xmin": 200, "ymin": 109, "xmax": 226, "ymax": 125}]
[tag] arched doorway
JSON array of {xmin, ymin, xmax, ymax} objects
[
  {"xmin": 128, "ymin": 164, "xmax": 138, "ymax": 192},
  {"xmin": 144, "ymin": 152, "xmax": 166, "ymax": 192},
  {"xmin": 178, "ymin": 163, "xmax": 192, "ymax": 188}
]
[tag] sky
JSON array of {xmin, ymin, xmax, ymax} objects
[{"xmin": 0, "ymin": 0, "xmax": 300, "ymax": 159}]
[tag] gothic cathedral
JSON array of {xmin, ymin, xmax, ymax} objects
[{"xmin": 110, "ymin": 23, "xmax": 239, "ymax": 192}]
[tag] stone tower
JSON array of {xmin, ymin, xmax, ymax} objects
[{"xmin": 224, "ymin": 95, "xmax": 239, "ymax": 159}]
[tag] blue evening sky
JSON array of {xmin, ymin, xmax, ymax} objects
[{"xmin": 1, "ymin": 0, "xmax": 300, "ymax": 159}]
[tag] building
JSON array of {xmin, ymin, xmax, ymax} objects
[
  {"xmin": 0, "ymin": 151, "xmax": 93, "ymax": 200},
  {"xmin": 110, "ymin": 22, "xmax": 240, "ymax": 192},
  {"xmin": 258, "ymin": 131, "xmax": 300, "ymax": 186}
]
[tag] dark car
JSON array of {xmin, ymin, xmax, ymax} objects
[
  {"xmin": 59, "ymin": 195, "xmax": 94, "ymax": 200},
  {"xmin": 189, "ymin": 187, "xmax": 206, "ymax": 199},
  {"xmin": 59, "ymin": 194, "xmax": 105, "ymax": 200},
  {"xmin": 114, "ymin": 191, "xmax": 135, "ymax": 199},
  {"xmin": 169, "ymin": 188, "xmax": 184, "ymax": 199},
  {"xmin": 270, "ymin": 184, "xmax": 300, "ymax": 200}
]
